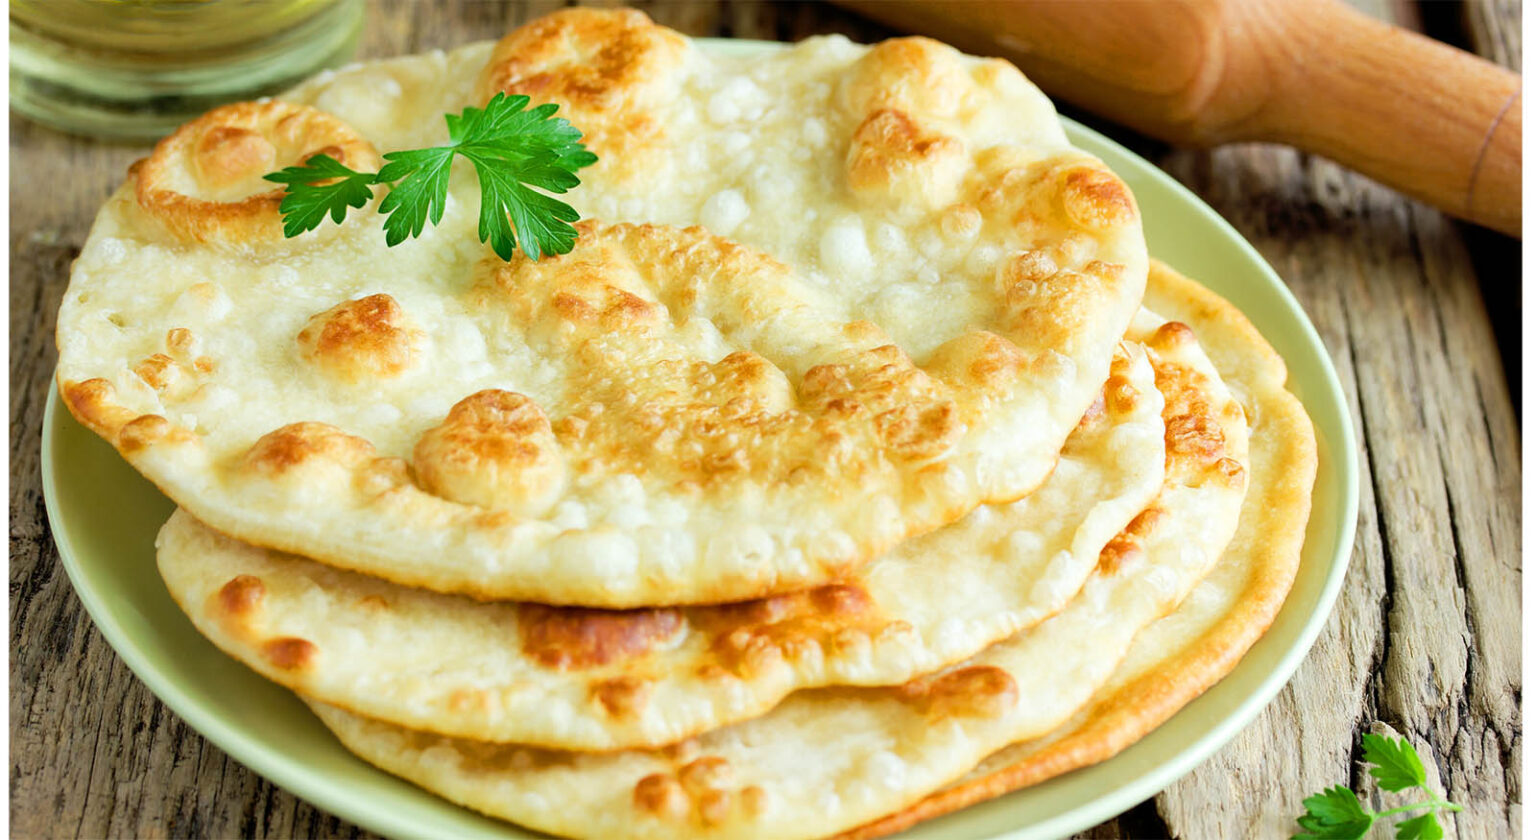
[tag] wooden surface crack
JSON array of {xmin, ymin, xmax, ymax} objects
[
  {"xmin": 1117, "ymin": 799, "xmax": 1173, "ymax": 839},
  {"xmin": 1340, "ymin": 298, "xmax": 1395, "ymax": 801}
]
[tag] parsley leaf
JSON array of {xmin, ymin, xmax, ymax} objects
[
  {"xmin": 1362, "ymin": 734, "xmax": 1428, "ymax": 792},
  {"xmin": 1394, "ymin": 814, "xmax": 1443, "ymax": 840},
  {"xmin": 263, "ymin": 92, "xmax": 596, "ymax": 261},
  {"xmin": 1293, "ymin": 732, "xmax": 1461, "ymax": 840},
  {"xmin": 1295, "ymin": 786, "xmax": 1373, "ymax": 839},
  {"xmin": 374, "ymin": 146, "xmax": 456, "ymax": 247},
  {"xmin": 262, "ymin": 154, "xmax": 377, "ymax": 239}
]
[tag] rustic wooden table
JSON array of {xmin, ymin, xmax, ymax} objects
[{"xmin": 10, "ymin": 1, "xmax": 1520, "ymax": 838}]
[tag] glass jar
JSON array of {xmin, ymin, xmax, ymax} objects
[{"xmin": 11, "ymin": 0, "xmax": 365, "ymax": 140}]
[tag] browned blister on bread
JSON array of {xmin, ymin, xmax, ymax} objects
[
  {"xmin": 414, "ymin": 389, "xmax": 568, "ymax": 515},
  {"xmin": 842, "ymin": 37, "xmax": 975, "ymax": 120},
  {"xmin": 846, "ymin": 109, "xmax": 968, "ymax": 217},
  {"xmin": 897, "ymin": 665, "xmax": 1021, "ymax": 720},
  {"xmin": 216, "ymin": 574, "xmax": 266, "ymax": 618},
  {"xmin": 1149, "ymin": 321, "xmax": 1250, "ymax": 489},
  {"xmin": 972, "ymin": 147, "xmax": 1139, "ymax": 243},
  {"xmin": 994, "ymin": 250, "xmax": 1128, "ymax": 354},
  {"xmin": 518, "ymin": 605, "xmax": 684, "ymax": 671},
  {"xmin": 699, "ymin": 584, "xmax": 884, "ymax": 676},
  {"xmin": 241, "ymin": 422, "xmax": 376, "ymax": 479},
  {"xmin": 133, "ymin": 101, "xmax": 381, "ymax": 246},
  {"xmin": 474, "ymin": 8, "xmax": 687, "ymax": 181},
  {"xmin": 297, "ymin": 294, "xmax": 425, "ymax": 383}
]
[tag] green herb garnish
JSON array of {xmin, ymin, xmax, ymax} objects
[
  {"xmin": 263, "ymin": 93, "xmax": 597, "ymax": 261},
  {"xmin": 1294, "ymin": 733, "xmax": 1462, "ymax": 839}
]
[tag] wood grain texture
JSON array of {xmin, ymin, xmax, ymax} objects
[
  {"xmin": 8, "ymin": 1, "xmax": 1518, "ymax": 839},
  {"xmin": 1465, "ymin": 0, "xmax": 1522, "ymax": 70},
  {"xmin": 1127, "ymin": 0, "xmax": 1523, "ymax": 835}
]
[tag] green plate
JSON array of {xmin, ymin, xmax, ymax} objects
[{"xmin": 42, "ymin": 40, "xmax": 1358, "ymax": 840}]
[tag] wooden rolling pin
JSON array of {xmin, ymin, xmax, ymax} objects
[{"xmin": 835, "ymin": 0, "xmax": 1521, "ymax": 236}]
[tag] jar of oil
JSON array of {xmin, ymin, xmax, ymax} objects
[{"xmin": 11, "ymin": 0, "xmax": 364, "ymax": 140}]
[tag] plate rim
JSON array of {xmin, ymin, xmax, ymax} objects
[{"xmin": 39, "ymin": 35, "xmax": 1358, "ymax": 840}]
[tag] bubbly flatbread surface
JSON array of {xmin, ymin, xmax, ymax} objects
[
  {"xmin": 302, "ymin": 299, "xmax": 1250, "ymax": 840},
  {"xmin": 155, "ymin": 345, "xmax": 1163, "ymax": 750},
  {"xmin": 56, "ymin": 11, "xmax": 1147, "ymax": 607},
  {"xmin": 837, "ymin": 259, "xmax": 1317, "ymax": 840}
]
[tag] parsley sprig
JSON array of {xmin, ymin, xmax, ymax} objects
[
  {"xmin": 262, "ymin": 93, "xmax": 597, "ymax": 261},
  {"xmin": 1295, "ymin": 733, "xmax": 1462, "ymax": 839}
]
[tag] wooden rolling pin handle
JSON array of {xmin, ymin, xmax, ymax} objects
[
  {"xmin": 1231, "ymin": 0, "xmax": 1521, "ymax": 236},
  {"xmin": 834, "ymin": 0, "xmax": 1521, "ymax": 236}
]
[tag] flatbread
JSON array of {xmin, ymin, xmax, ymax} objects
[
  {"xmin": 56, "ymin": 11, "xmax": 1148, "ymax": 607},
  {"xmin": 836, "ymin": 259, "xmax": 1317, "ymax": 839},
  {"xmin": 302, "ymin": 301, "xmax": 1249, "ymax": 840},
  {"xmin": 155, "ymin": 346, "xmax": 1163, "ymax": 750}
]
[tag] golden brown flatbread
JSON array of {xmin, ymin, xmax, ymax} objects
[
  {"xmin": 297, "ymin": 295, "xmax": 1251, "ymax": 840},
  {"xmin": 155, "ymin": 346, "xmax": 1165, "ymax": 750},
  {"xmin": 837, "ymin": 258, "xmax": 1317, "ymax": 840},
  {"xmin": 57, "ymin": 10, "xmax": 1149, "ymax": 607}
]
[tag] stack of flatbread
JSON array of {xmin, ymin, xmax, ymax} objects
[{"xmin": 54, "ymin": 9, "xmax": 1317, "ymax": 838}]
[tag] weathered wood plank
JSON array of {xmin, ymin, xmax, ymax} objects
[
  {"xmin": 1464, "ymin": 0, "xmax": 1521, "ymax": 70},
  {"xmin": 8, "ymin": 116, "xmax": 151, "ymax": 840},
  {"xmin": 1143, "ymin": 140, "xmax": 1521, "ymax": 839},
  {"xmin": 1457, "ymin": 0, "xmax": 1523, "ymax": 403},
  {"xmin": 1139, "ymin": 0, "xmax": 1521, "ymax": 832},
  {"xmin": 1143, "ymin": 141, "xmax": 1405, "ymax": 838}
]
